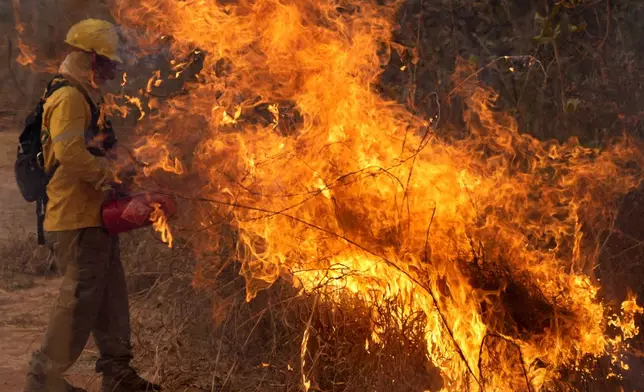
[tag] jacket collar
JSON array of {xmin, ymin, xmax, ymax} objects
[{"xmin": 58, "ymin": 52, "xmax": 103, "ymax": 104}]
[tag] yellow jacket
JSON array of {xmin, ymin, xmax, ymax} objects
[{"xmin": 41, "ymin": 53, "xmax": 113, "ymax": 231}]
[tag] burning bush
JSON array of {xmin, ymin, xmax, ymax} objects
[{"xmin": 103, "ymin": 0, "xmax": 644, "ymax": 390}]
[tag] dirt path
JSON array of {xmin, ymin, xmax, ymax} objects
[
  {"xmin": 0, "ymin": 276, "xmax": 106, "ymax": 391},
  {"xmin": 0, "ymin": 278, "xmax": 58, "ymax": 390},
  {"xmin": 0, "ymin": 277, "xmax": 101, "ymax": 391}
]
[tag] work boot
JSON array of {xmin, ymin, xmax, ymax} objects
[
  {"xmin": 24, "ymin": 372, "xmax": 87, "ymax": 392},
  {"xmin": 100, "ymin": 367, "xmax": 161, "ymax": 392}
]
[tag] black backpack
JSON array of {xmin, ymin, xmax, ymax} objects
[{"xmin": 14, "ymin": 76, "xmax": 117, "ymax": 245}]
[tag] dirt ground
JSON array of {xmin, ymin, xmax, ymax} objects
[{"xmin": 0, "ymin": 277, "xmax": 105, "ymax": 391}]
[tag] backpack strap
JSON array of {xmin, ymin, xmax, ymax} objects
[
  {"xmin": 38, "ymin": 76, "xmax": 70, "ymax": 185},
  {"xmin": 42, "ymin": 76, "xmax": 69, "ymax": 100},
  {"xmin": 39, "ymin": 75, "xmax": 97, "ymax": 168},
  {"xmin": 43, "ymin": 75, "xmax": 97, "ymax": 113},
  {"xmin": 36, "ymin": 197, "xmax": 47, "ymax": 245}
]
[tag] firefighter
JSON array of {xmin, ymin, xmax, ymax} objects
[{"xmin": 23, "ymin": 19, "xmax": 160, "ymax": 392}]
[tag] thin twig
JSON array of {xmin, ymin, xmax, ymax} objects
[
  {"xmin": 597, "ymin": 0, "xmax": 611, "ymax": 49},
  {"xmin": 479, "ymin": 333, "xmax": 534, "ymax": 392},
  {"xmin": 220, "ymin": 360, "xmax": 238, "ymax": 391},
  {"xmin": 301, "ymin": 294, "xmax": 319, "ymax": 392},
  {"xmin": 422, "ymin": 207, "xmax": 436, "ymax": 265},
  {"xmin": 212, "ymin": 302, "xmax": 233, "ymax": 392},
  {"xmin": 477, "ymin": 334, "xmax": 488, "ymax": 392}
]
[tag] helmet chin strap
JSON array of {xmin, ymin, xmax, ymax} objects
[
  {"xmin": 90, "ymin": 51, "xmax": 114, "ymax": 86},
  {"xmin": 89, "ymin": 55, "xmax": 100, "ymax": 89},
  {"xmin": 89, "ymin": 70, "xmax": 100, "ymax": 89},
  {"xmin": 90, "ymin": 51, "xmax": 100, "ymax": 85}
]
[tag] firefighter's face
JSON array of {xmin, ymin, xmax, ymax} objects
[{"xmin": 91, "ymin": 53, "xmax": 118, "ymax": 84}]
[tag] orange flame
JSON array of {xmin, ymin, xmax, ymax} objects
[
  {"xmin": 125, "ymin": 95, "xmax": 146, "ymax": 120},
  {"xmin": 15, "ymin": 38, "xmax": 37, "ymax": 66},
  {"xmin": 150, "ymin": 202, "xmax": 173, "ymax": 248},
  {"xmin": 12, "ymin": 0, "xmax": 58, "ymax": 71},
  {"xmin": 113, "ymin": 0, "xmax": 643, "ymax": 389},
  {"xmin": 133, "ymin": 133, "xmax": 185, "ymax": 177}
]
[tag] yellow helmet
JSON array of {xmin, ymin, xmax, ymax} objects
[{"xmin": 65, "ymin": 19, "xmax": 122, "ymax": 63}]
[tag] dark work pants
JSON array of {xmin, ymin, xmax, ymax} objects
[{"xmin": 25, "ymin": 228, "xmax": 133, "ymax": 390}]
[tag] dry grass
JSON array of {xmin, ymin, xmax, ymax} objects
[
  {"xmin": 123, "ymin": 233, "xmax": 442, "ymax": 391},
  {"xmin": 118, "ymin": 214, "xmax": 643, "ymax": 392},
  {"xmin": 0, "ymin": 230, "xmax": 55, "ymax": 291}
]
